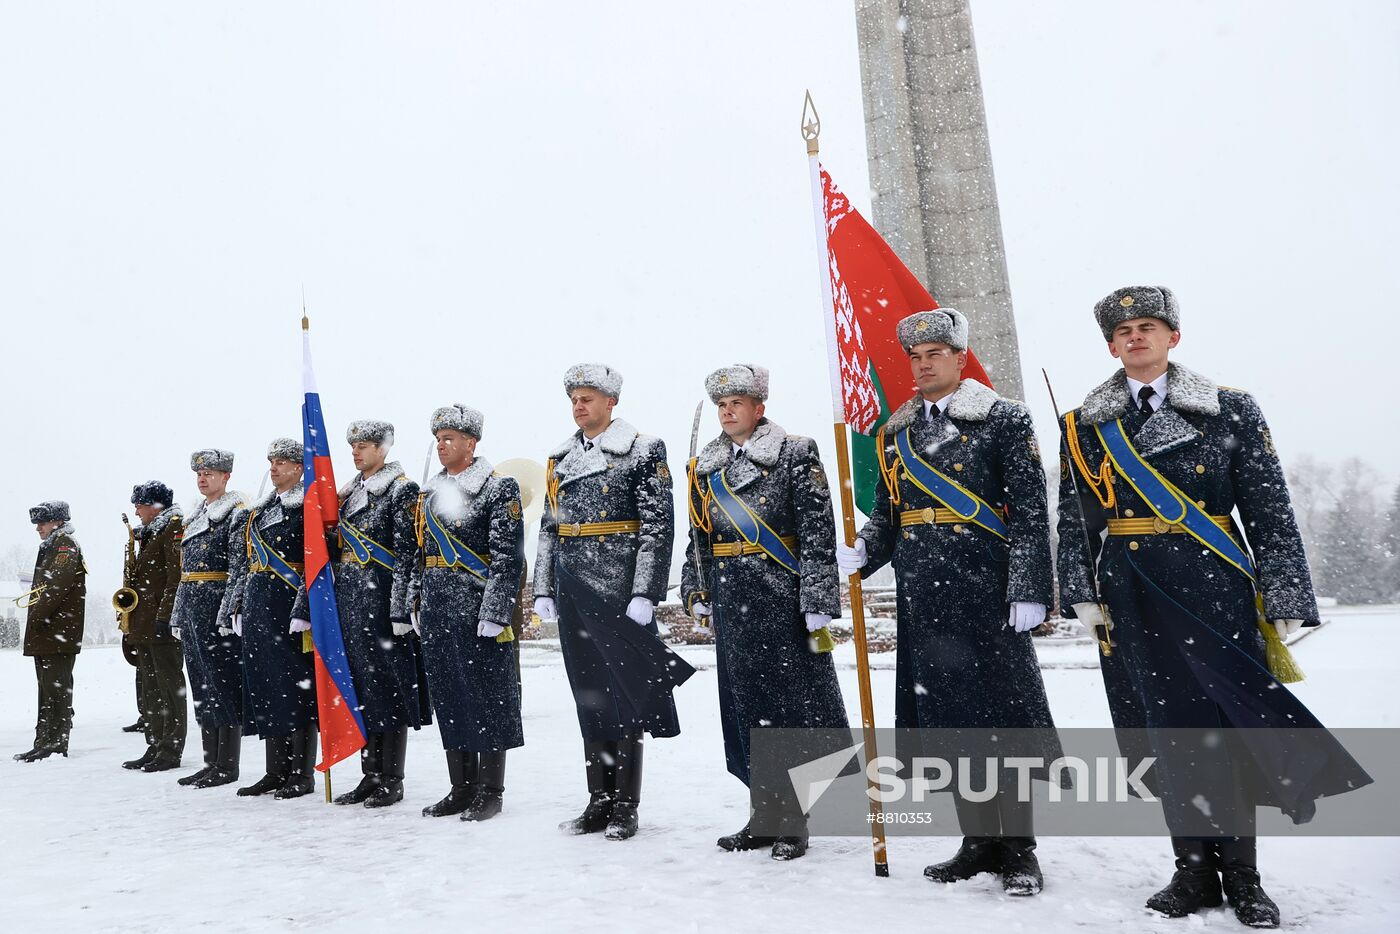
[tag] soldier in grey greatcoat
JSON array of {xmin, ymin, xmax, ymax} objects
[
  {"xmin": 837, "ymin": 309, "xmax": 1061, "ymax": 897},
  {"xmin": 1056, "ymin": 287, "xmax": 1371, "ymax": 927},
  {"xmin": 171, "ymin": 449, "xmax": 247, "ymax": 789},
  {"xmin": 534, "ymin": 363, "xmax": 695, "ymax": 842},
  {"xmin": 14, "ymin": 501, "xmax": 86, "ymax": 762},
  {"xmin": 226, "ymin": 438, "xmax": 319, "ymax": 800},
  {"xmin": 680, "ymin": 364, "xmax": 849, "ymax": 861},
  {"xmin": 413, "ymin": 404, "xmax": 524, "ymax": 822},
  {"xmin": 328, "ymin": 420, "xmax": 430, "ymax": 810}
]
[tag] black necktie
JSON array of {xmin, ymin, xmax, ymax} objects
[
  {"xmin": 584, "ymin": 440, "xmax": 594, "ymax": 452},
  {"xmin": 1137, "ymin": 386, "xmax": 1156, "ymax": 417},
  {"xmin": 734, "ymin": 448, "xmax": 746, "ymax": 460},
  {"xmin": 926, "ymin": 404, "xmax": 939, "ymax": 424}
]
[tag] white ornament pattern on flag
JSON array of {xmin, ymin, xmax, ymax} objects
[{"xmin": 822, "ymin": 167, "xmax": 880, "ymax": 434}]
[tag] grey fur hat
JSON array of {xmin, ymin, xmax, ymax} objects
[
  {"xmin": 430, "ymin": 404, "xmax": 484, "ymax": 439},
  {"xmin": 564, "ymin": 363, "xmax": 623, "ymax": 400},
  {"xmin": 896, "ymin": 308, "xmax": 969, "ymax": 352},
  {"xmin": 346, "ymin": 419, "xmax": 394, "ymax": 447},
  {"xmin": 705, "ymin": 364, "xmax": 770, "ymax": 403},
  {"xmin": 131, "ymin": 481, "xmax": 173, "ymax": 507},
  {"xmin": 266, "ymin": 437, "xmax": 302, "ymax": 462},
  {"xmin": 189, "ymin": 449, "xmax": 234, "ymax": 472},
  {"xmin": 1094, "ymin": 286, "xmax": 1179, "ymax": 340},
  {"xmin": 29, "ymin": 501, "xmax": 70, "ymax": 524}
]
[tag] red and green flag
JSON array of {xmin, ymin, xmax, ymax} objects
[{"xmin": 813, "ymin": 165, "xmax": 993, "ymax": 516}]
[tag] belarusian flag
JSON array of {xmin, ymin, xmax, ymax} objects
[{"xmin": 812, "ymin": 165, "xmax": 993, "ymax": 516}]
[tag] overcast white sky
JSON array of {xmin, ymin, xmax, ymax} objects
[{"xmin": 2, "ymin": 1, "xmax": 1396, "ymax": 591}]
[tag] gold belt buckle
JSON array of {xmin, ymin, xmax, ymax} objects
[
  {"xmin": 566, "ymin": 522, "xmax": 581, "ymax": 537},
  {"xmin": 921, "ymin": 507, "xmax": 936, "ymax": 524},
  {"xmin": 1152, "ymin": 516, "xmax": 1170, "ymax": 534}
]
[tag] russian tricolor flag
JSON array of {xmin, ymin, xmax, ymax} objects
[{"xmin": 301, "ymin": 319, "xmax": 366, "ymax": 770}]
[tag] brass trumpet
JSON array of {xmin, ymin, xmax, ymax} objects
[{"xmin": 9, "ymin": 584, "xmax": 46, "ymax": 608}]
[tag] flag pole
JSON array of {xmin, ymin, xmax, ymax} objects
[
  {"xmin": 802, "ymin": 91, "xmax": 890, "ymax": 878},
  {"xmin": 303, "ymin": 303, "xmax": 333, "ymax": 805}
]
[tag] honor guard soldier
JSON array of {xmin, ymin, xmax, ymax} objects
[
  {"xmin": 329, "ymin": 420, "xmax": 431, "ymax": 809},
  {"xmin": 534, "ymin": 364, "xmax": 695, "ymax": 841},
  {"xmin": 836, "ymin": 309, "xmax": 1062, "ymax": 897},
  {"xmin": 413, "ymin": 404, "xmax": 524, "ymax": 821},
  {"xmin": 1056, "ymin": 287, "xmax": 1372, "ymax": 927},
  {"xmin": 122, "ymin": 481, "xmax": 189, "ymax": 773},
  {"xmin": 226, "ymin": 438, "xmax": 319, "ymax": 799},
  {"xmin": 681, "ymin": 365, "xmax": 849, "ymax": 861},
  {"xmin": 14, "ymin": 501, "xmax": 86, "ymax": 762},
  {"xmin": 171, "ymin": 450, "xmax": 247, "ymax": 789}
]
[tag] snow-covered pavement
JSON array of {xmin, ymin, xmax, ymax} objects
[{"xmin": 3, "ymin": 609, "xmax": 1397, "ymax": 933}]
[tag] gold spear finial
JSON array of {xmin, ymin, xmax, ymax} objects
[
  {"xmin": 301, "ymin": 284, "xmax": 309, "ymax": 331},
  {"xmin": 801, "ymin": 90, "xmax": 821, "ymax": 156}
]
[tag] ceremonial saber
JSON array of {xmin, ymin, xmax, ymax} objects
[
  {"xmin": 801, "ymin": 91, "xmax": 889, "ymax": 877},
  {"xmin": 1041, "ymin": 369, "xmax": 1114, "ymax": 657},
  {"xmin": 685, "ymin": 401, "xmax": 709, "ymax": 620}
]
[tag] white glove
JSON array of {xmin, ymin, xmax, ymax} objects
[
  {"xmin": 217, "ymin": 623, "xmax": 235, "ymax": 637},
  {"xmin": 289, "ymin": 618, "xmax": 311, "ymax": 634},
  {"xmin": 625, "ymin": 596, "xmax": 654, "ymax": 625},
  {"xmin": 836, "ymin": 539, "xmax": 867, "ymax": 576},
  {"xmin": 1009, "ymin": 602, "xmax": 1046, "ymax": 633},
  {"xmin": 232, "ymin": 614, "xmax": 242, "ymax": 637},
  {"xmin": 478, "ymin": 620, "xmax": 506, "ymax": 638},
  {"xmin": 18, "ymin": 571, "xmax": 33, "ymax": 585},
  {"xmin": 1072, "ymin": 602, "xmax": 1113, "ymax": 633},
  {"xmin": 391, "ymin": 621, "xmax": 414, "ymax": 636},
  {"xmin": 805, "ymin": 613, "xmax": 832, "ymax": 633},
  {"xmin": 1273, "ymin": 618, "xmax": 1303, "ymax": 640},
  {"xmin": 534, "ymin": 597, "xmax": 557, "ymax": 621},
  {"xmin": 411, "ymin": 611, "xmax": 421, "ymax": 636},
  {"xmin": 170, "ymin": 627, "xmax": 182, "ymax": 641}
]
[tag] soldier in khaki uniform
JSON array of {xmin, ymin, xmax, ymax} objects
[
  {"xmin": 121, "ymin": 480, "xmax": 188, "ymax": 773},
  {"xmin": 14, "ymin": 501, "xmax": 87, "ymax": 762}
]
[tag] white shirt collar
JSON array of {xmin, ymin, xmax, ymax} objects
[{"xmin": 1125, "ymin": 372, "xmax": 1169, "ymax": 412}]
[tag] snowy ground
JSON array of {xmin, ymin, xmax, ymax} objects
[{"xmin": 3, "ymin": 607, "xmax": 1397, "ymax": 933}]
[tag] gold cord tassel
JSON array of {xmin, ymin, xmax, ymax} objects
[{"xmin": 1255, "ymin": 595, "xmax": 1304, "ymax": 683}]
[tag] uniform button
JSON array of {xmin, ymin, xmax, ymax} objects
[
  {"xmin": 715, "ymin": 534, "xmax": 723, "ymax": 542},
  {"xmin": 953, "ymin": 464, "xmax": 964, "ymax": 472},
  {"xmin": 1128, "ymin": 541, "xmax": 1140, "ymax": 551},
  {"xmin": 601, "ymin": 485, "xmax": 609, "ymax": 493},
  {"xmin": 762, "ymin": 470, "xmax": 769, "ymax": 477},
  {"xmin": 599, "ymin": 510, "xmax": 608, "ymax": 518},
  {"xmin": 711, "ymin": 506, "xmax": 718, "ymax": 514},
  {"xmin": 1123, "ymin": 509, "xmax": 1135, "ymax": 518},
  {"xmin": 760, "ymin": 554, "xmax": 768, "ymax": 560},
  {"xmin": 1197, "ymin": 500, "xmax": 1207, "ymax": 509},
  {"xmin": 718, "ymin": 561, "xmax": 726, "ymax": 569},
  {"xmin": 1195, "ymin": 464, "xmax": 1206, "ymax": 474},
  {"xmin": 953, "ymin": 524, "xmax": 965, "ymax": 534},
  {"xmin": 758, "ymin": 496, "xmax": 767, "ymax": 504},
  {"xmin": 960, "ymin": 435, "xmax": 968, "ymax": 443},
  {"xmin": 902, "ymin": 530, "xmax": 911, "ymax": 540}
]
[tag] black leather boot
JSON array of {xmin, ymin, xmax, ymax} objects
[
  {"xmin": 604, "ymin": 735, "xmax": 643, "ymax": 841},
  {"xmin": 1146, "ymin": 837, "xmax": 1224, "ymax": 917},
  {"xmin": 924, "ymin": 837, "xmax": 1003, "ymax": 882},
  {"xmin": 717, "ymin": 820, "xmax": 778, "ymax": 852},
  {"xmin": 122, "ymin": 745, "xmax": 158, "ymax": 771},
  {"xmin": 424, "ymin": 750, "xmax": 478, "ymax": 817},
  {"xmin": 180, "ymin": 727, "xmax": 220, "ymax": 786},
  {"xmin": 363, "ymin": 729, "xmax": 406, "ymax": 808},
  {"xmin": 334, "ymin": 732, "xmax": 384, "ymax": 805},
  {"xmin": 997, "ymin": 793, "xmax": 1041, "ymax": 895},
  {"xmin": 1216, "ymin": 837, "xmax": 1279, "ymax": 928},
  {"xmin": 237, "ymin": 736, "xmax": 291, "ymax": 796},
  {"xmin": 274, "ymin": 728, "xmax": 318, "ymax": 799},
  {"xmin": 559, "ymin": 740, "xmax": 616, "ymax": 834},
  {"xmin": 462, "ymin": 750, "xmax": 506, "ymax": 822},
  {"xmin": 194, "ymin": 726, "xmax": 242, "ymax": 788}
]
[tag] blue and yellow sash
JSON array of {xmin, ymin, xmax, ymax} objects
[
  {"xmin": 422, "ymin": 495, "xmax": 491, "ymax": 581},
  {"xmin": 339, "ymin": 518, "xmax": 395, "ymax": 570},
  {"xmin": 892, "ymin": 429, "xmax": 1009, "ymax": 540},
  {"xmin": 248, "ymin": 516, "xmax": 303, "ymax": 591},
  {"xmin": 707, "ymin": 468, "xmax": 801, "ymax": 574},
  {"xmin": 1095, "ymin": 420, "xmax": 1255, "ymax": 580}
]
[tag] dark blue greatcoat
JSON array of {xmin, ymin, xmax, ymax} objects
[
  {"xmin": 172, "ymin": 491, "xmax": 247, "ymax": 729},
  {"xmin": 331, "ymin": 462, "xmax": 430, "ymax": 732},
  {"xmin": 858, "ymin": 380, "xmax": 1063, "ymax": 773},
  {"xmin": 412, "ymin": 457, "xmax": 525, "ymax": 752},
  {"xmin": 680, "ymin": 420, "xmax": 849, "ymax": 786},
  {"xmin": 535, "ymin": 418, "xmax": 694, "ymax": 741},
  {"xmin": 227, "ymin": 484, "xmax": 316, "ymax": 739},
  {"xmin": 1057, "ymin": 363, "xmax": 1371, "ymax": 826}
]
